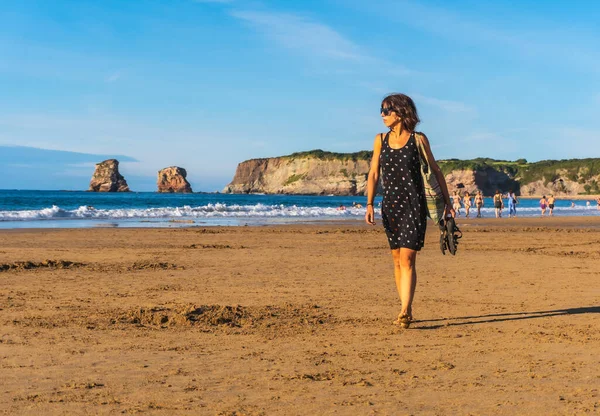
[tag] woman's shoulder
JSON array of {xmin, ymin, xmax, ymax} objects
[{"xmin": 372, "ymin": 132, "xmax": 386, "ymax": 150}]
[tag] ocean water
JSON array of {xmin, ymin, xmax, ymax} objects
[{"xmin": 0, "ymin": 190, "xmax": 598, "ymax": 229}]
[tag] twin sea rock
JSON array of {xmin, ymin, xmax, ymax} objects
[{"xmin": 88, "ymin": 159, "xmax": 192, "ymax": 193}]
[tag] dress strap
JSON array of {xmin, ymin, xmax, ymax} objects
[{"xmin": 381, "ymin": 132, "xmax": 390, "ymax": 147}]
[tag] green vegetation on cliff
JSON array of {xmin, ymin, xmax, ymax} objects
[
  {"xmin": 437, "ymin": 158, "xmax": 525, "ymax": 177},
  {"xmin": 283, "ymin": 173, "xmax": 307, "ymax": 186},
  {"xmin": 285, "ymin": 149, "xmax": 372, "ymax": 162},
  {"xmin": 283, "ymin": 149, "xmax": 598, "ymax": 177},
  {"xmin": 437, "ymin": 157, "xmax": 600, "ymax": 186},
  {"xmin": 270, "ymin": 150, "xmax": 600, "ymax": 193}
]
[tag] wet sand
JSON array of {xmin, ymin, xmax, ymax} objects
[{"xmin": 1, "ymin": 217, "xmax": 600, "ymax": 415}]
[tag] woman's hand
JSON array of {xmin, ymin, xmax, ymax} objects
[
  {"xmin": 444, "ymin": 205, "xmax": 456, "ymax": 219},
  {"xmin": 365, "ymin": 204, "xmax": 376, "ymax": 225}
]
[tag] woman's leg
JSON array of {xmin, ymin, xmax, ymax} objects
[{"xmin": 391, "ymin": 248, "xmax": 417, "ymax": 317}]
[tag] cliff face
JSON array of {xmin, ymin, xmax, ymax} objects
[
  {"xmin": 445, "ymin": 168, "xmax": 519, "ymax": 195},
  {"xmin": 520, "ymin": 176, "xmax": 600, "ymax": 196},
  {"xmin": 224, "ymin": 157, "xmax": 371, "ymax": 195},
  {"xmin": 224, "ymin": 154, "xmax": 600, "ymax": 196},
  {"xmin": 157, "ymin": 166, "xmax": 193, "ymax": 193},
  {"xmin": 88, "ymin": 159, "xmax": 130, "ymax": 192}
]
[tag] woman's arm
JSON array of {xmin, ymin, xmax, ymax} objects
[
  {"xmin": 417, "ymin": 133, "xmax": 453, "ymax": 215},
  {"xmin": 365, "ymin": 134, "xmax": 382, "ymax": 225}
]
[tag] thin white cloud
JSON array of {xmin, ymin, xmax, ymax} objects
[
  {"xmin": 66, "ymin": 162, "xmax": 100, "ymax": 168},
  {"xmin": 230, "ymin": 8, "xmax": 414, "ymax": 82},
  {"xmin": 105, "ymin": 71, "xmax": 121, "ymax": 83},
  {"xmin": 231, "ymin": 10, "xmax": 365, "ymax": 61},
  {"xmin": 0, "ymin": 112, "xmax": 236, "ymax": 178},
  {"xmin": 411, "ymin": 93, "xmax": 475, "ymax": 114}
]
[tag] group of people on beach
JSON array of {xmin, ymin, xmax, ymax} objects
[
  {"xmin": 451, "ymin": 190, "xmax": 489, "ymax": 218},
  {"xmin": 451, "ymin": 189, "xmax": 520, "ymax": 218},
  {"xmin": 451, "ymin": 191, "xmax": 600, "ymax": 218}
]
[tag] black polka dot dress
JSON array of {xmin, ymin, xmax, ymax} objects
[{"xmin": 379, "ymin": 132, "xmax": 427, "ymax": 251}]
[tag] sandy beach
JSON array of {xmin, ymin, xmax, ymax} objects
[{"xmin": 1, "ymin": 217, "xmax": 600, "ymax": 415}]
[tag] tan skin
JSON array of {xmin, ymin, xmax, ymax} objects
[
  {"xmin": 475, "ymin": 192, "xmax": 484, "ymax": 217},
  {"xmin": 463, "ymin": 192, "xmax": 471, "ymax": 218},
  {"xmin": 452, "ymin": 191, "xmax": 462, "ymax": 216},
  {"xmin": 540, "ymin": 196, "xmax": 548, "ymax": 216},
  {"xmin": 547, "ymin": 195, "xmax": 555, "ymax": 216},
  {"xmin": 365, "ymin": 107, "xmax": 454, "ymax": 321}
]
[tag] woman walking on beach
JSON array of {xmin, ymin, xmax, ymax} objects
[
  {"xmin": 365, "ymin": 93, "xmax": 454, "ymax": 328},
  {"xmin": 493, "ymin": 190, "xmax": 504, "ymax": 218},
  {"xmin": 540, "ymin": 196, "xmax": 548, "ymax": 216},
  {"xmin": 475, "ymin": 191, "xmax": 484, "ymax": 217},
  {"xmin": 463, "ymin": 192, "xmax": 472, "ymax": 218},
  {"xmin": 507, "ymin": 190, "xmax": 518, "ymax": 218},
  {"xmin": 452, "ymin": 191, "xmax": 462, "ymax": 217}
]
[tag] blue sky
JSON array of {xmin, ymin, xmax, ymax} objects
[{"xmin": 1, "ymin": 0, "xmax": 599, "ymax": 191}]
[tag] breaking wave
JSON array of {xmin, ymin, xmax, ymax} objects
[
  {"xmin": 0, "ymin": 203, "xmax": 368, "ymax": 221},
  {"xmin": 0, "ymin": 203, "xmax": 597, "ymax": 222}
]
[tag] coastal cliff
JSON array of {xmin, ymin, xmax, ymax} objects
[
  {"xmin": 88, "ymin": 159, "xmax": 130, "ymax": 192},
  {"xmin": 157, "ymin": 166, "xmax": 193, "ymax": 193},
  {"xmin": 224, "ymin": 152, "xmax": 600, "ymax": 196},
  {"xmin": 224, "ymin": 150, "xmax": 372, "ymax": 195}
]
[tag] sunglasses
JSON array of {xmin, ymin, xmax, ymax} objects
[{"xmin": 380, "ymin": 107, "xmax": 395, "ymax": 116}]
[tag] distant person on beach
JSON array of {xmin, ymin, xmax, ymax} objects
[
  {"xmin": 365, "ymin": 93, "xmax": 454, "ymax": 329},
  {"xmin": 586, "ymin": 200, "xmax": 591, "ymax": 207},
  {"xmin": 475, "ymin": 191, "xmax": 484, "ymax": 218},
  {"xmin": 337, "ymin": 204, "xmax": 346, "ymax": 211},
  {"xmin": 352, "ymin": 202, "xmax": 363, "ymax": 208},
  {"xmin": 540, "ymin": 196, "xmax": 548, "ymax": 216},
  {"xmin": 507, "ymin": 190, "xmax": 518, "ymax": 218},
  {"xmin": 452, "ymin": 191, "xmax": 462, "ymax": 217},
  {"xmin": 597, "ymin": 197, "xmax": 600, "ymax": 210},
  {"xmin": 571, "ymin": 201, "xmax": 575, "ymax": 208},
  {"xmin": 463, "ymin": 192, "xmax": 472, "ymax": 218},
  {"xmin": 493, "ymin": 190, "xmax": 503, "ymax": 218},
  {"xmin": 547, "ymin": 194, "xmax": 556, "ymax": 216}
]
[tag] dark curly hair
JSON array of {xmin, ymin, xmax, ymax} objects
[{"xmin": 381, "ymin": 93, "xmax": 420, "ymax": 132}]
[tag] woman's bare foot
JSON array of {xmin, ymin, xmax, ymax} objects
[{"xmin": 394, "ymin": 312, "xmax": 413, "ymax": 328}]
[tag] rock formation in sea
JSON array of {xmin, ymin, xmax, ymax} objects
[
  {"xmin": 157, "ymin": 166, "xmax": 193, "ymax": 193},
  {"xmin": 224, "ymin": 151, "xmax": 600, "ymax": 196},
  {"xmin": 88, "ymin": 159, "xmax": 130, "ymax": 192}
]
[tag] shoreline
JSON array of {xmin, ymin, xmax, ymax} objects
[{"xmin": 1, "ymin": 213, "xmax": 600, "ymax": 231}]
